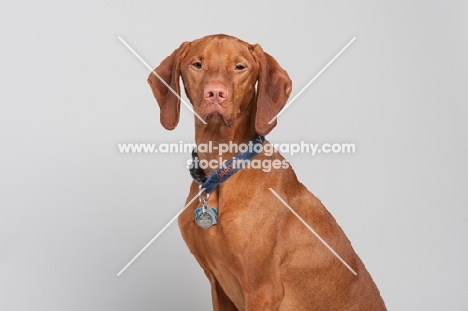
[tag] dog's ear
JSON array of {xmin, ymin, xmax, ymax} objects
[
  {"xmin": 147, "ymin": 42, "xmax": 190, "ymax": 130},
  {"xmin": 252, "ymin": 44, "xmax": 292, "ymax": 136}
]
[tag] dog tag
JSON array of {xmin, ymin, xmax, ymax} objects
[{"xmin": 195, "ymin": 204, "xmax": 218, "ymax": 229}]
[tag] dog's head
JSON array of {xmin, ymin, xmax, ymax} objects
[{"xmin": 147, "ymin": 34, "xmax": 292, "ymax": 136}]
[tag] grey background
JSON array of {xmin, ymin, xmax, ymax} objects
[{"xmin": 1, "ymin": 0, "xmax": 467, "ymax": 310}]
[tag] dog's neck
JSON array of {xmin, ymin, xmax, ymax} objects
[{"xmin": 194, "ymin": 100, "xmax": 257, "ymax": 174}]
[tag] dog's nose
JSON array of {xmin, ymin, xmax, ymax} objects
[{"xmin": 204, "ymin": 84, "xmax": 228, "ymax": 105}]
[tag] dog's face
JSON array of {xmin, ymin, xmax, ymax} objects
[
  {"xmin": 148, "ymin": 34, "xmax": 292, "ymax": 136},
  {"xmin": 180, "ymin": 35, "xmax": 259, "ymax": 128}
]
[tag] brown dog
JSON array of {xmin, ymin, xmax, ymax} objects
[{"xmin": 148, "ymin": 34, "xmax": 386, "ymax": 311}]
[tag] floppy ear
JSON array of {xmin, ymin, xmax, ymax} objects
[
  {"xmin": 147, "ymin": 42, "xmax": 190, "ymax": 130},
  {"xmin": 252, "ymin": 44, "xmax": 292, "ymax": 136}
]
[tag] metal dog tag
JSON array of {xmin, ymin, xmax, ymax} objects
[{"xmin": 195, "ymin": 204, "xmax": 218, "ymax": 229}]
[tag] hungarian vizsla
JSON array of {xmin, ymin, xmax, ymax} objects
[{"xmin": 148, "ymin": 34, "xmax": 386, "ymax": 310}]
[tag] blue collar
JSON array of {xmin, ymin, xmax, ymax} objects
[{"xmin": 189, "ymin": 134, "xmax": 265, "ymax": 193}]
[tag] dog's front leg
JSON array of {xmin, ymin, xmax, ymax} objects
[{"xmin": 205, "ymin": 271, "xmax": 239, "ymax": 311}]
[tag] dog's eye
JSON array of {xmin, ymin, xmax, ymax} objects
[
  {"xmin": 235, "ymin": 64, "xmax": 246, "ymax": 71},
  {"xmin": 192, "ymin": 62, "xmax": 202, "ymax": 69}
]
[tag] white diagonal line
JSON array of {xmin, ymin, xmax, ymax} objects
[
  {"xmin": 268, "ymin": 37, "xmax": 356, "ymax": 124},
  {"xmin": 117, "ymin": 188, "xmax": 205, "ymax": 276},
  {"xmin": 269, "ymin": 188, "xmax": 357, "ymax": 275},
  {"xmin": 118, "ymin": 36, "xmax": 206, "ymax": 125}
]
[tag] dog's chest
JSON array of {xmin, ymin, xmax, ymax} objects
[
  {"xmin": 180, "ymin": 193, "xmax": 229, "ymax": 256},
  {"xmin": 179, "ymin": 186, "xmax": 251, "ymax": 266},
  {"xmin": 179, "ymin": 194, "xmax": 248, "ymax": 301}
]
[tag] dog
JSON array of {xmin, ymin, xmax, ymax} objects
[{"xmin": 148, "ymin": 34, "xmax": 386, "ymax": 311}]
